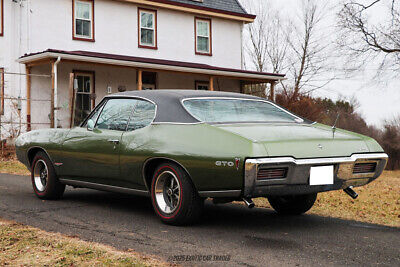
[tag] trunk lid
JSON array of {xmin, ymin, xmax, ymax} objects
[{"xmin": 214, "ymin": 123, "xmax": 369, "ymax": 158}]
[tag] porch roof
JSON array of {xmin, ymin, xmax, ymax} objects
[{"xmin": 19, "ymin": 49, "xmax": 285, "ymax": 83}]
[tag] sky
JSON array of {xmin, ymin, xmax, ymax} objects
[{"xmin": 239, "ymin": 0, "xmax": 400, "ymax": 128}]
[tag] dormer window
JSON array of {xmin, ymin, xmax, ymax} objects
[
  {"xmin": 138, "ymin": 8, "xmax": 157, "ymax": 49},
  {"xmin": 73, "ymin": 0, "xmax": 95, "ymax": 41},
  {"xmin": 195, "ymin": 18, "xmax": 212, "ymax": 56}
]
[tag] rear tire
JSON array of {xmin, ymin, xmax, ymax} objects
[
  {"xmin": 267, "ymin": 193, "xmax": 317, "ymax": 215},
  {"xmin": 31, "ymin": 151, "xmax": 65, "ymax": 200},
  {"xmin": 150, "ymin": 162, "xmax": 203, "ymax": 225}
]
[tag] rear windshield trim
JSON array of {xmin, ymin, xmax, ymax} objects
[{"xmin": 181, "ymin": 97, "xmax": 305, "ymax": 124}]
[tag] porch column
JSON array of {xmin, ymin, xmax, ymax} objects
[
  {"xmin": 269, "ymin": 81, "xmax": 276, "ymax": 101},
  {"xmin": 68, "ymin": 73, "xmax": 75, "ymax": 128},
  {"xmin": 50, "ymin": 61, "xmax": 55, "ymax": 128},
  {"xmin": 209, "ymin": 76, "xmax": 214, "ymax": 91},
  {"xmin": 25, "ymin": 66, "xmax": 32, "ymax": 131},
  {"xmin": 137, "ymin": 69, "xmax": 143, "ymax": 90}
]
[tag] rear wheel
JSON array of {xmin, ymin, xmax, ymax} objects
[
  {"xmin": 151, "ymin": 162, "xmax": 203, "ymax": 225},
  {"xmin": 267, "ymin": 193, "xmax": 317, "ymax": 215},
  {"xmin": 31, "ymin": 151, "xmax": 65, "ymax": 200}
]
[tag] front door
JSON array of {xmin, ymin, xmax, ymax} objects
[{"xmin": 59, "ymin": 98, "xmax": 138, "ymax": 186}]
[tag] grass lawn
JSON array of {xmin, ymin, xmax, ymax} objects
[
  {"xmin": 0, "ymin": 158, "xmax": 30, "ymax": 176},
  {"xmin": 1, "ymin": 159, "xmax": 399, "ymax": 227},
  {"xmin": 0, "ymin": 219, "xmax": 168, "ymax": 266}
]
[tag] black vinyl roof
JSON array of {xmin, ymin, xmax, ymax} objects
[{"xmin": 107, "ymin": 90, "xmax": 261, "ymax": 123}]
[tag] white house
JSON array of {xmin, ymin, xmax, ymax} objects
[{"xmin": 0, "ymin": 0, "xmax": 284, "ymax": 138}]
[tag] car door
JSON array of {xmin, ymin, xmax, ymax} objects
[
  {"xmin": 119, "ymin": 99, "xmax": 157, "ymax": 190},
  {"xmin": 59, "ymin": 98, "xmax": 138, "ymax": 186}
]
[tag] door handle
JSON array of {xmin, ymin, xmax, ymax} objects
[{"xmin": 108, "ymin": 139, "xmax": 120, "ymax": 145}]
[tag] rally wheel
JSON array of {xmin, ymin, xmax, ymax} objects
[
  {"xmin": 31, "ymin": 151, "xmax": 65, "ymax": 200},
  {"xmin": 151, "ymin": 162, "xmax": 203, "ymax": 225}
]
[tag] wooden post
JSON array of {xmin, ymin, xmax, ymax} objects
[
  {"xmin": 26, "ymin": 66, "xmax": 32, "ymax": 131},
  {"xmin": 209, "ymin": 76, "xmax": 214, "ymax": 91},
  {"xmin": 68, "ymin": 73, "xmax": 75, "ymax": 128},
  {"xmin": 137, "ymin": 69, "xmax": 143, "ymax": 90},
  {"xmin": 50, "ymin": 62, "xmax": 55, "ymax": 128},
  {"xmin": 0, "ymin": 68, "xmax": 4, "ymax": 115},
  {"xmin": 269, "ymin": 81, "xmax": 276, "ymax": 101}
]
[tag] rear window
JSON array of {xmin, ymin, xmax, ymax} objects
[{"xmin": 182, "ymin": 98, "xmax": 303, "ymax": 124}]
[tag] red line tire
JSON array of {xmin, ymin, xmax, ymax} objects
[
  {"xmin": 267, "ymin": 193, "xmax": 317, "ymax": 215},
  {"xmin": 31, "ymin": 151, "xmax": 65, "ymax": 200},
  {"xmin": 151, "ymin": 162, "xmax": 204, "ymax": 225}
]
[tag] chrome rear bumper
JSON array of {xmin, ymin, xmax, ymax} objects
[{"xmin": 244, "ymin": 153, "xmax": 388, "ymax": 197}]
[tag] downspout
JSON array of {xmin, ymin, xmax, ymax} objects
[
  {"xmin": 54, "ymin": 57, "xmax": 61, "ymax": 128},
  {"xmin": 240, "ymin": 22, "xmax": 244, "ymax": 70}
]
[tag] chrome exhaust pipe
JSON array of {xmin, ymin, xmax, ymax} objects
[
  {"xmin": 242, "ymin": 197, "xmax": 255, "ymax": 209},
  {"xmin": 344, "ymin": 186, "xmax": 358, "ymax": 199}
]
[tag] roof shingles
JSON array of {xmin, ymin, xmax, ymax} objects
[{"xmin": 160, "ymin": 0, "xmax": 248, "ymax": 15}]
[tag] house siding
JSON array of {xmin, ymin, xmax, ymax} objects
[
  {"xmin": 0, "ymin": 0, "xmax": 246, "ymax": 137},
  {"xmin": 28, "ymin": 0, "xmax": 243, "ymax": 69}
]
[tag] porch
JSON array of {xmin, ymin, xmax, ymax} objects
[{"xmin": 19, "ymin": 49, "xmax": 285, "ymax": 130}]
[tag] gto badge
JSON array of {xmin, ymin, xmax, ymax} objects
[
  {"xmin": 215, "ymin": 158, "xmax": 241, "ymax": 171},
  {"xmin": 215, "ymin": 161, "xmax": 234, "ymax": 167}
]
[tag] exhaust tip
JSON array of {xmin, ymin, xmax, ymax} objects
[
  {"xmin": 344, "ymin": 186, "xmax": 359, "ymax": 199},
  {"xmin": 242, "ymin": 197, "xmax": 255, "ymax": 209}
]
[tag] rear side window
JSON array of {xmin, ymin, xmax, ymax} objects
[
  {"xmin": 96, "ymin": 99, "xmax": 138, "ymax": 131},
  {"xmin": 127, "ymin": 100, "xmax": 156, "ymax": 131}
]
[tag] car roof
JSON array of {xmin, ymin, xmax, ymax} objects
[
  {"xmin": 109, "ymin": 89, "xmax": 261, "ymax": 101},
  {"xmin": 106, "ymin": 90, "xmax": 263, "ymax": 123}
]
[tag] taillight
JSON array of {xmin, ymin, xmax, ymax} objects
[
  {"xmin": 257, "ymin": 168, "xmax": 288, "ymax": 180},
  {"xmin": 353, "ymin": 162, "xmax": 377, "ymax": 174}
]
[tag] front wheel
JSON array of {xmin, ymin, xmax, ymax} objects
[
  {"xmin": 267, "ymin": 193, "xmax": 317, "ymax": 215},
  {"xmin": 31, "ymin": 151, "xmax": 65, "ymax": 200},
  {"xmin": 151, "ymin": 162, "xmax": 203, "ymax": 225}
]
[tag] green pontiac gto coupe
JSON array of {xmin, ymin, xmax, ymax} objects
[{"xmin": 15, "ymin": 90, "xmax": 388, "ymax": 225}]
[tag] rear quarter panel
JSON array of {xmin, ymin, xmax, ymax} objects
[{"xmin": 120, "ymin": 124, "xmax": 264, "ymax": 191}]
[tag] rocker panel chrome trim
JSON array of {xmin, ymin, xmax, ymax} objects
[{"xmin": 59, "ymin": 179, "xmax": 150, "ymax": 196}]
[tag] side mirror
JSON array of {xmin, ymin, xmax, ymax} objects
[{"xmin": 87, "ymin": 119, "xmax": 95, "ymax": 131}]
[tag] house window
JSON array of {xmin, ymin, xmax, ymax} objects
[
  {"xmin": 142, "ymin": 71, "xmax": 157, "ymax": 90},
  {"xmin": 195, "ymin": 18, "xmax": 212, "ymax": 56},
  {"xmin": 138, "ymin": 8, "xmax": 157, "ymax": 49},
  {"xmin": 0, "ymin": 68, "xmax": 4, "ymax": 115},
  {"xmin": 73, "ymin": 0, "xmax": 94, "ymax": 41},
  {"xmin": 0, "ymin": 0, "xmax": 3, "ymax": 37},
  {"xmin": 195, "ymin": 81, "xmax": 209, "ymax": 90},
  {"xmin": 73, "ymin": 72, "xmax": 95, "ymax": 126}
]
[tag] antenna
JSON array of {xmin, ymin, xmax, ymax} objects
[{"xmin": 332, "ymin": 113, "xmax": 340, "ymax": 138}]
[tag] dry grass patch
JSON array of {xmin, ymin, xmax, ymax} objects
[
  {"xmin": 0, "ymin": 159, "xmax": 30, "ymax": 176},
  {"xmin": 253, "ymin": 171, "xmax": 400, "ymax": 227},
  {"xmin": 0, "ymin": 219, "xmax": 169, "ymax": 267}
]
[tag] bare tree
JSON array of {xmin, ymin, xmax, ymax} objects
[
  {"xmin": 242, "ymin": 0, "xmax": 333, "ymax": 99},
  {"xmin": 283, "ymin": 0, "xmax": 333, "ymax": 97},
  {"xmin": 245, "ymin": 1, "xmax": 289, "ymax": 73},
  {"xmin": 337, "ymin": 0, "xmax": 400, "ymax": 76}
]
